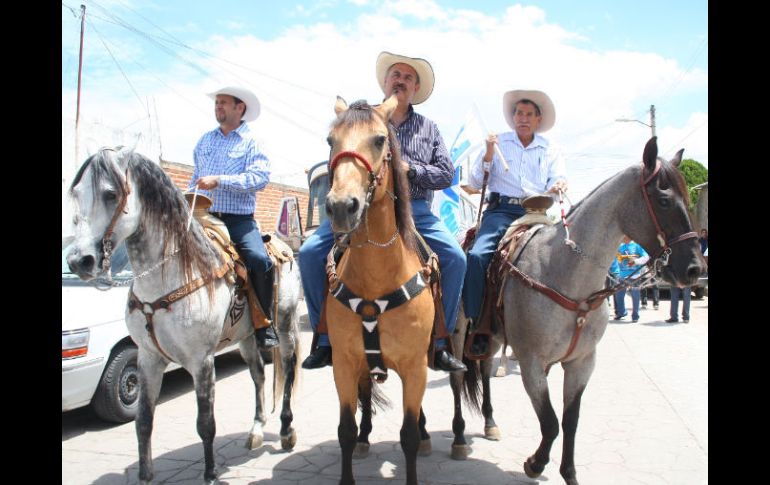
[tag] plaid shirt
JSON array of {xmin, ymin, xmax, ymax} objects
[
  {"xmin": 392, "ymin": 106, "xmax": 454, "ymax": 203},
  {"xmin": 190, "ymin": 122, "xmax": 270, "ymax": 215}
]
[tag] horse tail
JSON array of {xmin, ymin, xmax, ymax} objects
[
  {"xmin": 359, "ymin": 377, "xmax": 392, "ymax": 414},
  {"xmin": 270, "ymin": 315, "xmax": 302, "ymax": 413},
  {"xmin": 459, "ymin": 335, "xmax": 483, "ymax": 415}
]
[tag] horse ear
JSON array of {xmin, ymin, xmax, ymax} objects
[
  {"xmin": 642, "ymin": 136, "xmax": 658, "ymax": 171},
  {"xmin": 670, "ymin": 148, "xmax": 685, "ymax": 167},
  {"xmin": 375, "ymin": 94, "xmax": 398, "ymax": 121},
  {"xmin": 334, "ymin": 96, "xmax": 348, "ymax": 116}
]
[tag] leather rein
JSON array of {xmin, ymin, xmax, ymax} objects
[{"xmin": 508, "ymin": 160, "xmax": 698, "ymax": 369}]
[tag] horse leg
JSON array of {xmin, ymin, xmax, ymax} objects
[
  {"xmin": 559, "ymin": 352, "xmax": 596, "ymax": 485},
  {"xmin": 449, "ymin": 372, "xmax": 469, "ymax": 460},
  {"xmin": 400, "ymin": 366, "xmax": 428, "ymax": 485},
  {"xmin": 135, "ymin": 350, "xmax": 166, "ymax": 485},
  {"xmin": 481, "ymin": 354, "xmax": 501, "ymax": 441},
  {"xmin": 279, "ymin": 349, "xmax": 298, "ymax": 451},
  {"xmin": 519, "ymin": 360, "xmax": 559, "ymax": 479},
  {"xmin": 354, "ymin": 379, "xmax": 372, "ymax": 458},
  {"xmin": 333, "ymin": 363, "xmax": 360, "ymax": 485},
  {"xmin": 238, "ymin": 335, "xmax": 267, "ymax": 449},
  {"xmin": 418, "ymin": 407, "xmax": 432, "ymax": 456},
  {"xmin": 192, "ymin": 355, "xmax": 218, "ymax": 484}
]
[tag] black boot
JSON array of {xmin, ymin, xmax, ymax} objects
[
  {"xmin": 252, "ymin": 267, "xmax": 278, "ymax": 350},
  {"xmin": 302, "ymin": 346, "xmax": 332, "ymax": 369},
  {"xmin": 433, "ymin": 349, "xmax": 467, "ymax": 373}
]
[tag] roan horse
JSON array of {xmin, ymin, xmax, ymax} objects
[
  {"xmin": 323, "ymin": 95, "xmax": 435, "ymax": 485},
  {"xmin": 459, "ymin": 137, "xmax": 705, "ymax": 484},
  {"xmin": 66, "ymin": 148, "xmax": 302, "ymax": 484}
]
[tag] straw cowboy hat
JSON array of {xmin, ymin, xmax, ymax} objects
[
  {"xmin": 376, "ymin": 51, "xmax": 435, "ymax": 105},
  {"xmin": 207, "ymin": 86, "xmax": 261, "ymax": 122},
  {"xmin": 503, "ymin": 89, "xmax": 555, "ymax": 133}
]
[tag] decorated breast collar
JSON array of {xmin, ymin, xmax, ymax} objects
[{"xmin": 330, "ymin": 272, "xmax": 428, "ymax": 382}]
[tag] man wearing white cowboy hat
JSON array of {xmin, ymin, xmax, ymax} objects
[
  {"xmin": 189, "ymin": 85, "xmax": 279, "ymax": 350},
  {"xmin": 299, "ymin": 51, "xmax": 467, "ymax": 373},
  {"xmin": 463, "ymin": 89, "xmax": 568, "ymax": 357}
]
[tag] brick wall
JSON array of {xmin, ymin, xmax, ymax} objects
[{"xmin": 160, "ymin": 159, "xmax": 309, "ymax": 233}]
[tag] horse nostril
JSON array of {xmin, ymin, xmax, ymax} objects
[
  {"xmin": 347, "ymin": 198, "xmax": 359, "ymax": 215},
  {"xmin": 79, "ymin": 255, "xmax": 96, "ymax": 272},
  {"xmin": 687, "ymin": 264, "xmax": 701, "ymax": 280}
]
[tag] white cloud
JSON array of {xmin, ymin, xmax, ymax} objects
[{"xmin": 63, "ymin": 3, "xmax": 707, "ymax": 202}]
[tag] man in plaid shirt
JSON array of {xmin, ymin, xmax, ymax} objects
[{"xmin": 189, "ymin": 86, "xmax": 278, "ymax": 350}]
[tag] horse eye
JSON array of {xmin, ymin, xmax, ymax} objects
[
  {"xmin": 72, "ymin": 214, "xmax": 79, "ymax": 226},
  {"xmin": 103, "ymin": 190, "xmax": 118, "ymax": 203},
  {"xmin": 373, "ymin": 135, "xmax": 386, "ymax": 150},
  {"xmin": 658, "ymin": 197, "xmax": 670, "ymax": 208}
]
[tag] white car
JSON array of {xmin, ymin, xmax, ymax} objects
[
  {"xmin": 62, "ymin": 243, "xmax": 139, "ymax": 422},
  {"xmin": 62, "ymin": 243, "xmax": 246, "ymax": 423}
]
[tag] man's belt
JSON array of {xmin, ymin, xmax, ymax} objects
[{"xmin": 488, "ymin": 192, "xmax": 524, "ymax": 206}]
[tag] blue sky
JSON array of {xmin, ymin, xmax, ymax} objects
[{"xmin": 62, "ymin": 0, "xmax": 707, "ymax": 200}]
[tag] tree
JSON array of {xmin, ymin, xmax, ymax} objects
[{"xmin": 677, "ymin": 158, "xmax": 708, "ymax": 208}]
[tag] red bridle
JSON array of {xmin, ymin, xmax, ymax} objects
[{"xmin": 639, "ymin": 159, "xmax": 698, "ymax": 260}]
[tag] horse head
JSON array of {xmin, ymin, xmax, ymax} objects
[
  {"xmin": 66, "ymin": 147, "xmax": 141, "ymax": 280},
  {"xmin": 621, "ymin": 137, "xmax": 705, "ymax": 288},
  {"xmin": 324, "ymin": 95, "xmax": 414, "ymax": 243}
]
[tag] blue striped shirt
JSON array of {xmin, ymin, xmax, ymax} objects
[
  {"xmin": 392, "ymin": 106, "xmax": 454, "ymax": 203},
  {"xmin": 468, "ymin": 131, "xmax": 566, "ymax": 198},
  {"xmin": 190, "ymin": 122, "xmax": 271, "ymax": 215}
]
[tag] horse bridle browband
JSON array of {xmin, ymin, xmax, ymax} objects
[{"xmin": 99, "ymin": 148, "xmax": 132, "ymax": 274}]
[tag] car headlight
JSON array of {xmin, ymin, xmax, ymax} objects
[{"xmin": 62, "ymin": 329, "xmax": 89, "ymax": 359}]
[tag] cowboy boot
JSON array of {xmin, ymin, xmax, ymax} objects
[
  {"xmin": 301, "ymin": 345, "xmax": 332, "ymax": 369},
  {"xmin": 253, "ymin": 268, "xmax": 279, "ymax": 350}
]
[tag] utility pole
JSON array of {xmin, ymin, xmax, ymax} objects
[
  {"xmin": 75, "ymin": 4, "xmax": 86, "ymax": 165},
  {"xmin": 616, "ymin": 104, "xmax": 656, "ymax": 138}
]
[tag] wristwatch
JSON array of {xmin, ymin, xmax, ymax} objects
[{"xmin": 407, "ymin": 167, "xmax": 416, "ymax": 180}]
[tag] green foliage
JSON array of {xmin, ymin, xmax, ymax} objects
[{"xmin": 677, "ymin": 159, "xmax": 708, "ymax": 207}]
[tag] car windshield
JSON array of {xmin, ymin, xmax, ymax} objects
[
  {"xmin": 62, "ymin": 243, "xmax": 133, "ymax": 280},
  {"xmin": 306, "ymin": 161, "xmax": 329, "ymax": 230}
]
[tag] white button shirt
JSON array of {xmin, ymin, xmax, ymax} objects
[{"xmin": 467, "ymin": 131, "xmax": 567, "ymax": 198}]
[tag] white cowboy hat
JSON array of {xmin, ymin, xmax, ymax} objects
[
  {"xmin": 503, "ymin": 89, "xmax": 555, "ymax": 133},
  {"xmin": 375, "ymin": 51, "xmax": 435, "ymax": 105},
  {"xmin": 207, "ymin": 86, "xmax": 261, "ymax": 122}
]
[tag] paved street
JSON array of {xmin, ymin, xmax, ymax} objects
[{"xmin": 62, "ymin": 294, "xmax": 708, "ymax": 484}]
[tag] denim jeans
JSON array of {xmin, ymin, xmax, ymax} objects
[
  {"xmin": 669, "ymin": 286, "xmax": 691, "ymax": 320},
  {"xmin": 614, "ymin": 287, "xmax": 641, "ymax": 321}
]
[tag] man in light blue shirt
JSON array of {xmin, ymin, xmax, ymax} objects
[
  {"xmin": 189, "ymin": 86, "xmax": 278, "ymax": 350},
  {"xmin": 464, "ymin": 90, "xmax": 568, "ymax": 356}
]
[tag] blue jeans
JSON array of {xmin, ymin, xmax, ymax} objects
[
  {"xmin": 217, "ymin": 213, "xmax": 272, "ymax": 275},
  {"xmin": 462, "ymin": 203, "xmax": 526, "ymax": 320},
  {"xmin": 670, "ymin": 287, "xmax": 691, "ymax": 320},
  {"xmin": 299, "ymin": 199, "xmax": 466, "ymax": 349},
  {"xmin": 614, "ymin": 287, "xmax": 641, "ymax": 321}
]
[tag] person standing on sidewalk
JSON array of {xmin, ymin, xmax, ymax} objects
[
  {"xmin": 667, "ymin": 286, "xmax": 691, "ymax": 323},
  {"xmin": 609, "ymin": 235, "xmax": 649, "ymax": 323}
]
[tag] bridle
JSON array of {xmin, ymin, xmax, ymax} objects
[
  {"xmin": 640, "ymin": 158, "xmax": 698, "ymax": 261},
  {"xmin": 96, "ymin": 148, "xmax": 132, "ymax": 275}
]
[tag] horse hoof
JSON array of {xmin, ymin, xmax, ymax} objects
[
  {"xmin": 484, "ymin": 426, "xmax": 501, "ymax": 441},
  {"xmin": 353, "ymin": 442, "xmax": 369, "ymax": 458},
  {"xmin": 281, "ymin": 429, "xmax": 297, "ymax": 451},
  {"xmin": 450, "ymin": 444, "xmax": 469, "ymax": 460},
  {"xmin": 246, "ymin": 432, "xmax": 263, "ymax": 450},
  {"xmin": 418, "ymin": 438, "xmax": 432, "ymax": 456},
  {"xmin": 523, "ymin": 457, "xmax": 543, "ymax": 478}
]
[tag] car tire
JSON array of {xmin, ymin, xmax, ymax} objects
[
  {"xmin": 693, "ymin": 287, "xmax": 705, "ymax": 300},
  {"xmin": 92, "ymin": 345, "xmax": 140, "ymax": 423}
]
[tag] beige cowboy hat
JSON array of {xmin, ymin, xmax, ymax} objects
[
  {"xmin": 503, "ymin": 89, "xmax": 555, "ymax": 133},
  {"xmin": 207, "ymin": 86, "xmax": 261, "ymax": 122},
  {"xmin": 375, "ymin": 51, "xmax": 435, "ymax": 105}
]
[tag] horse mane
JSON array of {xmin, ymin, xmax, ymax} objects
[
  {"xmin": 332, "ymin": 100, "xmax": 416, "ymax": 251},
  {"xmin": 71, "ymin": 149, "xmax": 220, "ymax": 298},
  {"xmin": 566, "ymin": 157, "xmax": 690, "ymax": 218}
]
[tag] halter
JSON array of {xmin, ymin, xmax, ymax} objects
[
  {"xmin": 640, "ymin": 159, "xmax": 698, "ymax": 259},
  {"xmin": 97, "ymin": 148, "xmax": 132, "ymax": 275}
]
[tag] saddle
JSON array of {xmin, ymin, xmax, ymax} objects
[
  {"xmin": 188, "ymin": 199, "xmax": 293, "ymax": 334},
  {"xmin": 464, "ymin": 195, "xmax": 555, "ymax": 361}
]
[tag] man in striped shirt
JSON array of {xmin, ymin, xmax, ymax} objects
[
  {"xmin": 189, "ymin": 86, "xmax": 279, "ymax": 350},
  {"xmin": 300, "ymin": 51, "xmax": 467, "ymax": 373},
  {"xmin": 464, "ymin": 90, "xmax": 568, "ymax": 357}
]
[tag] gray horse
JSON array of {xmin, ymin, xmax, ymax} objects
[
  {"xmin": 66, "ymin": 148, "xmax": 302, "ymax": 484},
  {"xmin": 460, "ymin": 137, "xmax": 705, "ymax": 484}
]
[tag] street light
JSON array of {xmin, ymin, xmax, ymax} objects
[{"xmin": 616, "ymin": 104, "xmax": 656, "ymax": 137}]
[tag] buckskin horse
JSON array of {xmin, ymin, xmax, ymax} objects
[
  {"xmin": 66, "ymin": 147, "xmax": 302, "ymax": 484},
  {"xmin": 459, "ymin": 137, "xmax": 705, "ymax": 484},
  {"xmin": 323, "ymin": 95, "xmax": 440, "ymax": 485}
]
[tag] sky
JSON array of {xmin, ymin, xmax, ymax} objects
[{"xmin": 61, "ymin": 0, "xmax": 707, "ymax": 203}]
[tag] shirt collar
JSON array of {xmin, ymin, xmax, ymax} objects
[
  {"xmin": 217, "ymin": 121, "xmax": 249, "ymax": 138},
  {"xmin": 507, "ymin": 132, "xmax": 548, "ymax": 149}
]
